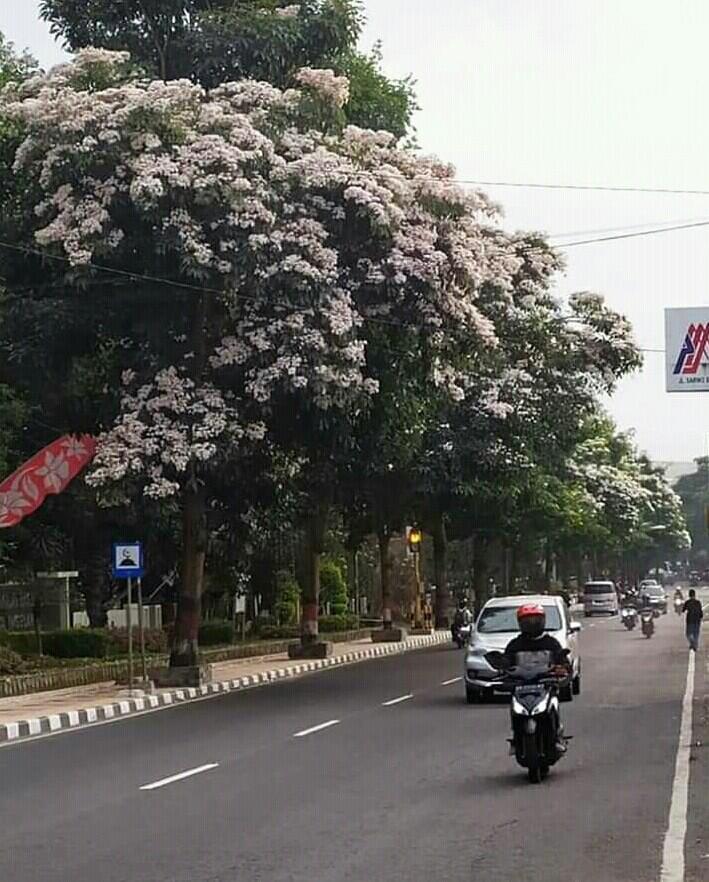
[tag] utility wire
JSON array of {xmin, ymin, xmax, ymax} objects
[{"xmin": 459, "ymin": 180, "xmax": 709, "ymax": 196}]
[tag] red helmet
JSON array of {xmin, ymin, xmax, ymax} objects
[{"xmin": 517, "ymin": 603, "xmax": 546, "ymax": 637}]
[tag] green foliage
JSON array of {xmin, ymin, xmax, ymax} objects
[
  {"xmin": 198, "ymin": 620, "xmax": 235, "ymax": 646},
  {"xmin": 318, "ymin": 612, "xmax": 358, "ymax": 632},
  {"xmin": 342, "ymin": 44, "xmax": 417, "ymax": 140},
  {"xmin": 320, "ymin": 559, "xmax": 347, "ymax": 614},
  {"xmin": 0, "ymin": 33, "xmax": 37, "ymax": 90},
  {"xmin": 256, "ymin": 623, "xmax": 300, "ymax": 640},
  {"xmin": 256, "ymin": 613, "xmax": 358, "ymax": 639},
  {"xmin": 0, "ymin": 629, "xmax": 109, "ymax": 658},
  {"xmin": 274, "ymin": 570, "xmax": 301, "ymax": 624}
]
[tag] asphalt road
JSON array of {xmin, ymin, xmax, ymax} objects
[{"xmin": 0, "ymin": 608, "xmax": 706, "ymax": 882}]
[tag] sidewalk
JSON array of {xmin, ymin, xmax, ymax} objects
[{"xmin": 0, "ymin": 631, "xmax": 448, "ymax": 743}]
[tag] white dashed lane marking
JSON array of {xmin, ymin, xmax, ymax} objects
[
  {"xmin": 293, "ymin": 720, "xmax": 340, "ymax": 738},
  {"xmin": 140, "ymin": 763, "xmax": 219, "ymax": 791},
  {"xmin": 382, "ymin": 694, "xmax": 414, "ymax": 707}
]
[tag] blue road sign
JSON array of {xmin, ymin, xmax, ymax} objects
[{"xmin": 112, "ymin": 542, "xmax": 144, "ymax": 579}]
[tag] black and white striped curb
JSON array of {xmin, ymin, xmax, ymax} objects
[{"xmin": 0, "ymin": 631, "xmax": 448, "ymax": 744}]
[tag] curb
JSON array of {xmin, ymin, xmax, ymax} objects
[{"xmin": 0, "ymin": 631, "xmax": 448, "ymax": 744}]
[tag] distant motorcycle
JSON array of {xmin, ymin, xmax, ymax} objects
[
  {"xmin": 451, "ymin": 623, "xmax": 471, "ymax": 649},
  {"xmin": 674, "ymin": 597, "xmax": 684, "ymax": 616},
  {"xmin": 621, "ymin": 606, "xmax": 637, "ymax": 631},
  {"xmin": 640, "ymin": 609, "xmax": 655, "ymax": 639}
]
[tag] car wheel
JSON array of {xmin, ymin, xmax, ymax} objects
[
  {"xmin": 572, "ymin": 674, "xmax": 581, "ymax": 696},
  {"xmin": 466, "ymin": 686, "xmax": 480, "ymax": 704}
]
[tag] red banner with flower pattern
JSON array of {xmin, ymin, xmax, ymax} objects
[{"xmin": 0, "ymin": 435, "xmax": 97, "ymax": 529}]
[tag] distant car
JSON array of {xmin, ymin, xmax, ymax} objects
[
  {"xmin": 640, "ymin": 582, "xmax": 668, "ymax": 614},
  {"xmin": 583, "ymin": 580, "xmax": 619, "ymax": 617},
  {"xmin": 464, "ymin": 594, "xmax": 582, "ymax": 704}
]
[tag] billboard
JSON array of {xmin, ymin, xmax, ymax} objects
[{"xmin": 665, "ymin": 308, "xmax": 709, "ymax": 392}]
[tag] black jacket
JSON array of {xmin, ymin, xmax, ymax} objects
[
  {"xmin": 504, "ymin": 633, "xmax": 566, "ymax": 666},
  {"xmin": 683, "ymin": 598, "xmax": 704, "ymax": 625}
]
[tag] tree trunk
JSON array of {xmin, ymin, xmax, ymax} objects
[
  {"xmin": 170, "ymin": 484, "xmax": 207, "ymax": 667},
  {"xmin": 82, "ymin": 550, "xmax": 109, "ymax": 628},
  {"xmin": 378, "ymin": 529, "xmax": 393, "ymax": 628},
  {"xmin": 301, "ymin": 500, "xmax": 328, "ymax": 645},
  {"xmin": 431, "ymin": 510, "xmax": 450, "ymax": 627}
]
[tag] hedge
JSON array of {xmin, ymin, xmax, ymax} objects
[
  {"xmin": 256, "ymin": 615, "xmax": 359, "ymax": 640},
  {"xmin": 198, "ymin": 620, "xmax": 235, "ymax": 646}
]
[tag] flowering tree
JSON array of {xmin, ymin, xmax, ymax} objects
[
  {"xmin": 2, "ymin": 50, "xmax": 525, "ymax": 661},
  {"xmin": 408, "ymin": 236, "xmax": 642, "ymax": 610}
]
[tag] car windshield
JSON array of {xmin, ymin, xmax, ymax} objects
[
  {"xmin": 584, "ymin": 584, "xmax": 615, "ymax": 595},
  {"xmin": 644, "ymin": 586, "xmax": 664, "ymax": 595},
  {"xmin": 477, "ymin": 605, "xmax": 562, "ymax": 633}
]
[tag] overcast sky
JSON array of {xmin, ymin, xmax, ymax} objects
[{"xmin": 3, "ymin": 0, "xmax": 709, "ymax": 463}]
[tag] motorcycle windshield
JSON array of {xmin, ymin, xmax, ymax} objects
[{"xmin": 511, "ymin": 651, "xmax": 553, "ymax": 678}]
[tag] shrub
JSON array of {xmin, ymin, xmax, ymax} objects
[
  {"xmin": 42, "ymin": 630, "xmax": 109, "ymax": 659},
  {"xmin": 320, "ymin": 560, "xmax": 348, "ymax": 615},
  {"xmin": 257, "ymin": 624, "xmax": 301, "ymax": 640},
  {"xmin": 0, "ymin": 644, "xmax": 25, "ymax": 674},
  {"xmin": 0, "ymin": 630, "xmax": 112, "ymax": 658},
  {"xmin": 274, "ymin": 570, "xmax": 301, "ymax": 625},
  {"xmin": 319, "ymin": 614, "xmax": 359, "ymax": 633},
  {"xmin": 0, "ymin": 631, "xmax": 41, "ymax": 655},
  {"xmin": 105, "ymin": 627, "xmax": 168, "ymax": 656},
  {"xmin": 198, "ymin": 620, "xmax": 235, "ymax": 646}
]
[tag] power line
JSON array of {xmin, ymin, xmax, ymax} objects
[
  {"xmin": 460, "ymin": 180, "xmax": 709, "ymax": 197},
  {"xmin": 551, "ymin": 219, "xmax": 709, "ymax": 248}
]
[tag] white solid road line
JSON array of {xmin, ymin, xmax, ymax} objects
[
  {"xmin": 293, "ymin": 719, "xmax": 340, "ymax": 738},
  {"xmin": 382, "ymin": 694, "xmax": 414, "ymax": 706},
  {"xmin": 659, "ymin": 650, "xmax": 696, "ymax": 882},
  {"xmin": 140, "ymin": 763, "xmax": 219, "ymax": 791},
  {"xmin": 441, "ymin": 677, "xmax": 462, "ymax": 686}
]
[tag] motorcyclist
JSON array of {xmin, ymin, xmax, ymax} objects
[
  {"xmin": 451, "ymin": 597, "xmax": 473, "ymax": 643},
  {"xmin": 504, "ymin": 604, "xmax": 569, "ymax": 669},
  {"xmin": 502, "ymin": 604, "xmax": 570, "ymax": 753}
]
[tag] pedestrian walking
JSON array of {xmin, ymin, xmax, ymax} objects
[{"xmin": 682, "ymin": 588, "xmax": 703, "ymax": 652}]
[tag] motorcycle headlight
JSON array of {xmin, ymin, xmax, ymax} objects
[
  {"xmin": 511, "ymin": 696, "xmax": 528, "ymax": 715},
  {"xmin": 531, "ymin": 694, "xmax": 550, "ymax": 716}
]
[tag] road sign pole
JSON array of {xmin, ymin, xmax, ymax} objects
[
  {"xmin": 127, "ymin": 577, "xmax": 134, "ymax": 693},
  {"xmin": 137, "ymin": 576, "xmax": 147, "ymax": 684}
]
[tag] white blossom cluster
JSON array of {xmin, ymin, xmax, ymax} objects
[
  {"xmin": 295, "ymin": 67, "xmax": 350, "ymax": 108},
  {"xmin": 87, "ymin": 367, "xmax": 255, "ymax": 500}
]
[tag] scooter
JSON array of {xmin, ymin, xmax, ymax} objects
[
  {"xmin": 674, "ymin": 597, "xmax": 684, "ymax": 616},
  {"xmin": 486, "ymin": 650, "xmax": 571, "ymax": 784},
  {"xmin": 620, "ymin": 606, "xmax": 637, "ymax": 630},
  {"xmin": 640, "ymin": 609, "xmax": 655, "ymax": 638}
]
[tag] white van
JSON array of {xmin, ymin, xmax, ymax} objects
[{"xmin": 583, "ymin": 580, "xmax": 618, "ymax": 617}]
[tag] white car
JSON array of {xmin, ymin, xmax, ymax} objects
[{"xmin": 464, "ymin": 594, "xmax": 582, "ymax": 704}]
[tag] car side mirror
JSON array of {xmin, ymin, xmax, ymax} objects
[{"xmin": 569, "ymin": 621, "xmax": 582, "ymax": 634}]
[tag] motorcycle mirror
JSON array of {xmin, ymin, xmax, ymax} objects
[{"xmin": 485, "ymin": 651, "xmax": 510, "ymax": 670}]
